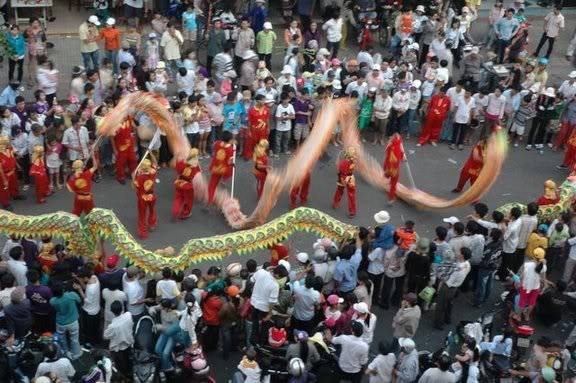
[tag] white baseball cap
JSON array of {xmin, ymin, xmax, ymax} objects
[
  {"xmin": 88, "ymin": 15, "xmax": 101, "ymax": 26},
  {"xmin": 296, "ymin": 252, "xmax": 309, "ymax": 263},
  {"xmin": 106, "ymin": 17, "xmax": 115, "ymax": 26},
  {"xmin": 372, "ymin": 64, "xmax": 381, "ymax": 71},
  {"xmin": 353, "ymin": 302, "xmax": 369, "ymax": 314},
  {"xmin": 443, "ymin": 216, "xmax": 460, "ymax": 225},
  {"xmin": 263, "ymin": 21, "xmax": 273, "ymax": 30},
  {"xmin": 569, "ymin": 71, "xmax": 576, "ymax": 79}
]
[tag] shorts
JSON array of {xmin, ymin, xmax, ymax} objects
[
  {"xmin": 518, "ymin": 287, "xmax": 539, "ymax": 308},
  {"xmin": 510, "ymin": 122, "xmax": 526, "ymax": 136},
  {"xmin": 48, "ymin": 166, "xmax": 60, "ymax": 175},
  {"xmin": 293, "ymin": 123, "xmax": 309, "ymax": 141},
  {"xmin": 182, "ymin": 29, "xmax": 197, "ymax": 41},
  {"xmin": 124, "ymin": 5, "xmax": 143, "ymax": 19}
]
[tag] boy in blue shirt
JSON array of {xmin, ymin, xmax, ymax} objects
[
  {"xmin": 181, "ymin": 4, "xmax": 198, "ymax": 51},
  {"xmin": 222, "ymin": 93, "xmax": 245, "ymax": 139}
]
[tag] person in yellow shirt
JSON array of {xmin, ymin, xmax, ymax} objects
[{"xmin": 526, "ymin": 224, "xmax": 549, "ymax": 259}]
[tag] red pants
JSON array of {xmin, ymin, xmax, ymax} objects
[
  {"xmin": 172, "ymin": 188, "xmax": 194, "ymax": 219},
  {"xmin": 242, "ymin": 130, "xmax": 269, "ymax": 159},
  {"xmin": 73, "ymin": 195, "xmax": 95, "ymax": 216},
  {"xmin": 32, "ymin": 174, "xmax": 49, "ymax": 203},
  {"xmin": 255, "ymin": 173, "xmax": 267, "ymax": 198},
  {"xmin": 290, "ymin": 176, "xmax": 310, "ymax": 208},
  {"xmin": 554, "ymin": 122, "xmax": 575, "ymax": 149},
  {"xmin": 0, "ymin": 185, "xmax": 10, "ymax": 207},
  {"xmin": 137, "ymin": 197, "xmax": 156, "ymax": 238},
  {"xmin": 418, "ymin": 117, "xmax": 444, "ymax": 145},
  {"xmin": 563, "ymin": 144, "xmax": 576, "ymax": 168},
  {"xmin": 332, "ymin": 184, "xmax": 356, "ymax": 215},
  {"xmin": 388, "ymin": 175, "xmax": 399, "ymax": 200},
  {"xmin": 7, "ymin": 172, "xmax": 19, "ymax": 198},
  {"xmin": 455, "ymin": 170, "xmax": 478, "ymax": 191},
  {"xmin": 208, "ymin": 174, "xmax": 230, "ymax": 204},
  {"xmin": 115, "ymin": 150, "xmax": 137, "ymax": 182}
]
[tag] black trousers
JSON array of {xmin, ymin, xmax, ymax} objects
[
  {"xmin": 206, "ymin": 55, "xmax": 214, "ymax": 76},
  {"xmin": 81, "ymin": 310, "xmax": 101, "ymax": 346},
  {"xmin": 535, "ymin": 33, "xmax": 556, "ymax": 58},
  {"xmin": 338, "ymin": 367, "xmax": 363, "ymax": 383},
  {"xmin": 434, "ymin": 285, "xmax": 458, "ymax": 328},
  {"xmin": 17, "ymin": 154, "xmax": 30, "ymax": 185},
  {"xmin": 527, "ymin": 116, "xmax": 550, "ymax": 146},
  {"xmin": 111, "ymin": 348, "xmax": 133, "ymax": 380},
  {"xmin": 381, "ymin": 275, "xmax": 404, "ymax": 309},
  {"xmin": 452, "ymin": 122, "xmax": 469, "ymax": 146},
  {"xmin": 498, "ymin": 251, "xmax": 516, "ymax": 280},
  {"xmin": 203, "ymin": 324, "xmax": 220, "ymax": 351},
  {"xmin": 250, "ymin": 307, "xmax": 268, "ymax": 345},
  {"xmin": 8, "ymin": 58, "xmax": 24, "ymax": 83},
  {"xmin": 419, "ymin": 44, "xmax": 430, "ymax": 67},
  {"xmin": 368, "ymin": 272, "xmax": 383, "ymax": 306},
  {"xmin": 326, "ymin": 41, "xmax": 340, "ymax": 59}
]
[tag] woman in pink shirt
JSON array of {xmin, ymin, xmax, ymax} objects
[{"xmin": 482, "ymin": 86, "xmax": 506, "ymax": 137}]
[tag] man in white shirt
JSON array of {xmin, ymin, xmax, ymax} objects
[
  {"xmin": 104, "ymin": 300, "xmax": 134, "ymax": 380},
  {"xmin": 78, "ymin": 267, "xmax": 101, "ymax": 346},
  {"xmin": 498, "ymin": 207, "xmax": 522, "ymax": 280},
  {"xmin": 533, "ymin": 5, "xmax": 564, "ymax": 59},
  {"xmin": 35, "ymin": 343, "xmax": 76, "ymax": 383},
  {"xmin": 273, "ymin": 93, "xmax": 295, "ymax": 156},
  {"xmin": 345, "ymin": 73, "xmax": 368, "ymax": 99},
  {"xmin": 328, "ymin": 321, "xmax": 369, "ymax": 382},
  {"xmin": 559, "ymin": 72, "xmax": 576, "ymax": 100},
  {"xmin": 160, "ymin": 22, "xmax": 184, "ymax": 77},
  {"xmin": 451, "ymin": 88, "xmax": 475, "ymax": 150},
  {"xmin": 433, "ymin": 247, "xmax": 471, "ymax": 329},
  {"xmin": 122, "ymin": 266, "xmax": 146, "ymax": 321},
  {"xmin": 388, "ymin": 85, "xmax": 410, "ymax": 135},
  {"xmin": 7, "ymin": 246, "xmax": 27, "ymax": 286},
  {"xmin": 249, "ymin": 265, "xmax": 286, "ymax": 345},
  {"xmin": 517, "ymin": 202, "xmax": 539, "ymax": 257},
  {"xmin": 0, "ymin": 107, "xmax": 21, "ymax": 137},
  {"xmin": 62, "ymin": 116, "xmax": 90, "ymax": 162}
]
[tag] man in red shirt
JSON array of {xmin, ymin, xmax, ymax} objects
[
  {"xmin": 208, "ymin": 131, "xmax": 235, "ymax": 204},
  {"xmin": 172, "ymin": 148, "xmax": 201, "ymax": 219},
  {"xmin": 133, "ymin": 157, "xmax": 157, "ymax": 239},
  {"xmin": 243, "ymin": 94, "xmax": 270, "ymax": 160},
  {"xmin": 417, "ymin": 86, "xmax": 451, "ymax": 146},
  {"xmin": 383, "ymin": 133, "xmax": 406, "ymax": 204},
  {"xmin": 67, "ymin": 157, "xmax": 98, "ymax": 216},
  {"xmin": 113, "ymin": 116, "xmax": 137, "ymax": 184},
  {"xmin": 452, "ymin": 140, "xmax": 485, "ymax": 193},
  {"xmin": 332, "ymin": 147, "xmax": 357, "ymax": 218}
]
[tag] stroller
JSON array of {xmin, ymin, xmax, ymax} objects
[{"xmin": 133, "ymin": 315, "xmax": 159, "ymax": 383}]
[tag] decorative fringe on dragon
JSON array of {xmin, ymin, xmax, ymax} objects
[{"xmin": 0, "ymin": 92, "xmax": 573, "ymax": 272}]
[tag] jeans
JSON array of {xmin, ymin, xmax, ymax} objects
[
  {"xmin": 441, "ymin": 112, "xmax": 455, "ymax": 141},
  {"xmin": 496, "ymin": 39, "xmax": 510, "ymax": 64},
  {"xmin": 274, "ymin": 130, "xmax": 291, "ymax": 154},
  {"xmin": 99, "ymin": 137, "xmax": 114, "ymax": 166},
  {"xmin": 155, "ymin": 323, "xmax": 186, "ymax": 371},
  {"xmin": 56, "ymin": 320, "xmax": 82, "ymax": 360},
  {"xmin": 475, "ymin": 269, "xmax": 495, "ymax": 305},
  {"xmin": 81, "ymin": 50, "xmax": 100, "ymax": 70},
  {"xmin": 563, "ymin": 257, "xmax": 576, "ymax": 283},
  {"xmin": 220, "ymin": 325, "xmax": 237, "ymax": 360},
  {"xmin": 106, "ymin": 49, "xmax": 119, "ymax": 74},
  {"xmin": 8, "ymin": 58, "xmax": 24, "ymax": 83},
  {"xmin": 406, "ymin": 108, "xmax": 418, "ymax": 135},
  {"xmin": 381, "ymin": 275, "xmax": 405, "ymax": 308}
]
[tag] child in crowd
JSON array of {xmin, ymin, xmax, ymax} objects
[{"xmin": 268, "ymin": 317, "xmax": 287, "ymax": 348}]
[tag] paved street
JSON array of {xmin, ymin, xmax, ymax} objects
[{"xmin": 4, "ymin": 2, "xmax": 576, "ymax": 381}]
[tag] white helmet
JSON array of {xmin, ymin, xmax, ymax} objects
[{"xmin": 288, "ymin": 358, "xmax": 306, "ymax": 377}]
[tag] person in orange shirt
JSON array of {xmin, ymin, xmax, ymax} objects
[
  {"xmin": 452, "ymin": 140, "xmax": 485, "ymax": 193},
  {"xmin": 29, "ymin": 145, "xmax": 51, "ymax": 204},
  {"xmin": 113, "ymin": 116, "xmax": 137, "ymax": 184},
  {"xmin": 67, "ymin": 155, "xmax": 98, "ymax": 216},
  {"xmin": 208, "ymin": 131, "xmax": 235, "ymax": 205},
  {"xmin": 173, "ymin": 148, "xmax": 201, "ymax": 220},
  {"xmin": 253, "ymin": 139, "xmax": 270, "ymax": 199},
  {"xmin": 332, "ymin": 147, "xmax": 357, "ymax": 218},
  {"xmin": 133, "ymin": 157, "xmax": 158, "ymax": 239},
  {"xmin": 99, "ymin": 17, "xmax": 121, "ymax": 74}
]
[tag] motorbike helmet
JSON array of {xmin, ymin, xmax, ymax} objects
[{"xmin": 288, "ymin": 357, "xmax": 306, "ymax": 377}]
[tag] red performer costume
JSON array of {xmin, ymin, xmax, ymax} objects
[
  {"xmin": 290, "ymin": 172, "xmax": 311, "ymax": 209},
  {"xmin": 418, "ymin": 90, "xmax": 451, "ymax": 146},
  {"xmin": 67, "ymin": 159, "xmax": 97, "ymax": 216},
  {"xmin": 208, "ymin": 132, "xmax": 235, "ymax": 204},
  {"xmin": 134, "ymin": 159, "xmax": 158, "ymax": 238},
  {"xmin": 537, "ymin": 180, "xmax": 560, "ymax": 206},
  {"xmin": 383, "ymin": 133, "xmax": 406, "ymax": 203},
  {"xmin": 243, "ymin": 98, "xmax": 270, "ymax": 159},
  {"xmin": 332, "ymin": 147, "xmax": 357, "ymax": 218},
  {"xmin": 452, "ymin": 141, "xmax": 485, "ymax": 193},
  {"xmin": 253, "ymin": 139, "xmax": 269, "ymax": 199},
  {"xmin": 0, "ymin": 154, "xmax": 10, "ymax": 208},
  {"xmin": 561, "ymin": 128, "xmax": 576, "ymax": 169},
  {"xmin": 0, "ymin": 137, "xmax": 22, "ymax": 199},
  {"xmin": 270, "ymin": 243, "xmax": 289, "ymax": 266},
  {"xmin": 113, "ymin": 116, "xmax": 137, "ymax": 184},
  {"xmin": 172, "ymin": 148, "xmax": 201, "ymax": 219},
  {"xmin": 29, "ymin": 146, "xmax": 50, "ymax": 204}
]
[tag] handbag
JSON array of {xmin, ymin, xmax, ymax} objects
[{"xmin": 418, "ymin": 286, "xmax": 436, "ymax": 303}]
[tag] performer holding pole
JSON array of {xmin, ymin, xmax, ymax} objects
[
  {"xmin": 29, "ymin": 146, "xmax": 51, "ymax": 204},
  {"xmin": 133, "ymin": 155, "xmax": 158, "ymax": 239},
  {"xmin": 452, "ymin": 139, "xmax": 486, "ymax": 193},
  {"xmin": 332, "ymin": 147, "xmax": 357, "ymax": 218},
  {"xmin": 253, "ymin": 139, "xmax": 270, "ymax": 199},
  {"xmin": 113, "ymin": 116, "xmax": 138, "ymax": 184},
  {"xmin": 383, "ymin": 133, "xmax": 406, "ymax": 205},
  {"xmin": 243, "ymin": 94, "xmax": 270, "ymax": 160},
  {"xmin": 67, "ymin": 153, "xmax": 98, "ymax": 216},
  {"xmin": 172, "ymin": 148, "xmax": 201, "ymax": 220},
  {"xmin": 208, "ymin": 131, "xmax": 235, "ymax": 204}
]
